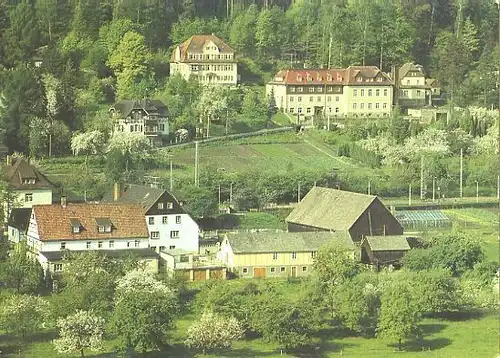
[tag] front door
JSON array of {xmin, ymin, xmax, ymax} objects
[
  {"xmin": 291, "ymin": 266, "xmax": 297, "ymax": 278},
  {"xmin": 254, "ymin": 267, "xmax": 266, "ymax": 278}
]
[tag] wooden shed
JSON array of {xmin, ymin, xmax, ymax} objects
[{"xmin": 361, "ymin": 235, "xmax": 411, "ymax": 266}]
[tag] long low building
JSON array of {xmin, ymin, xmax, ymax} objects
[{"xmin": 217, "ymin": 231, "xmax": 355, "ymax": 279}]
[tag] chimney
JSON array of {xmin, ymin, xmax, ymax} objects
[
  {"xmin": 6, "ymin": 155, "xmax": 11, "ymax": 166},
  {"xmin": 61, "ymin": 196, "xmax": 67, "ymax": 208},
  {"xmin": 113, "ymin": 182, "xmax": 122, "ymax": 201}
]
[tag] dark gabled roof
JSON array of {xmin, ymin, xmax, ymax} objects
[
  {"xmin": 110, "ymin": 99, "xmax": 168, "ymax": 118},
  {"xmin": 398, "ymin": 62, "xmax": 426, "ymax": 79},
  {"xmin": 39, "ymin": 248, "xmax": 159, "ymax": 262},
  {"xmin": 363, "ymin": 236, "xmax": 411, "ymax": 251},
  {"xmin": 286, "ymin": 187, "xmax": 377, "ymax": 231},
  {"xmin": 7, "ymin": 208, "xmax": 32, "ymax": 232},
  {"xmin": 3, "ymin": 157, "xmax": 54, "ymax": 190},
  {"xmin": 101, "ymin": 184, "xmax": 167, "ymax": 212},
  {"xmin": 225, "ymin": 231, "xmax": 354, "ymax": 254}
]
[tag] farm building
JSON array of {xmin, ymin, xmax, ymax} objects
[
  {"xmin": 286, "ymin": 187, "xmax": 403, "ymax": 242},
  {"xmin": 160, "ymin": 249, "xmax": 226, "ymax": 281},
  {"xmin": 361, "ymin": 235, "xmax": 412, "ymax": 266},
  {"xmin": 395, "ymin": 210, "xmax": 451, "ymax": 230},
  {"xmin": 218, "ymin": 231, "xmax": 355, "ymax": 279}
]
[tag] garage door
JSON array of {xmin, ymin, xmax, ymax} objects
[{"xmin": 253, "ymin": 267, "xmax": 266, "ymax": 278}]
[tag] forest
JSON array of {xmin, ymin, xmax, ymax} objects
[{"xmin": 0, "ymin": 0, "xmax": 499, "ymax": 156}]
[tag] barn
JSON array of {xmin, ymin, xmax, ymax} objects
[
  {"xmin": 360, "ymin": 235, "xmax": 412, "ymax": 266},
  {"xmin": 286, "ymin": 187, "xmax": 404, "ymax": 242}
]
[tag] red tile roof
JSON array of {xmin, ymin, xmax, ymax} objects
[
  {"xmin": 32, "ymin": 203, "xmax": 148, "ymax": 241},
  {"xmin": 171, "ymin": 34, "xmax": 234, "ymax": 62},
  {"xmin": 269, "ymin": 66, "xmax": 393, "ymax": 86}
]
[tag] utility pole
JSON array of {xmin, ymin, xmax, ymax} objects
[
  {"xmin": 169, "ymin": 159, "xmax": 173, "ymax": 191},
  {"xmin": 229, "ymin": 182, "xmax": 233, "ymax": 206},
  {"xmin": 432, "ymin": 177, "xmax": 436, "ymax": 202},
  {"xmin": 460, "ymin": 148, "xmax": 463, "ymax": 198},
  {"xmin": 408, "ymin": 184, "xmax": 412, "ymax": 206},
  {"xmin": 420, "ymin": 155, "xmax": 424, "ymax": 200},
  {"xmin": 297, "ymin": 183, "xmax": 301, "ymax": 203},
  {"xmin": 194, "ymin": 141, "xmax": 199, "ymax": 186}
]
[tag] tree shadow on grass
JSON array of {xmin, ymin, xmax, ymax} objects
[
  {"xmin": 404, "ymin": 337, "xmax": 452, "ymax": 352},
  {"xmin": 0, "ymin": 330, "xmax": 58, "ymax": 356},
  {"xmin": 420, "ymin": 323, "xmax": 447, "ymax": 335}
]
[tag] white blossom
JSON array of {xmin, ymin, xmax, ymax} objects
[
  {"xmin": 185, "ymin": 311, "xmax": 244, "ymax": 352},
  {"xmin": 114, "ymin": 269, "xmax": 174, "ymax": 303},
  {"xmin": 52, "ymin": 310, "xmax": 105, "ymax": 356},
  {"xmin": 71, "ymin": 130, "xmax": 106, "ymax": 156},
  {"xmin": 107, "ymin": 132, "xmax": 152, "ymax": 160}
]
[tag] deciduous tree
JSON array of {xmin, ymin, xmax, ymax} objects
[{"xmin": 0, "ymin": 243, "xmax": 44, "ymax": 294}]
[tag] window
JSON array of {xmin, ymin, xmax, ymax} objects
[
  {"xmin": 306, "ymin": 108, "xmax": 311, "ymax": 113},
  {"xmin": 336, "ymin": 96, "xmax": 339, "ymax": 102},
  {"xmin": 167, "ymin": 245, "xmax": 175, "ymax": 250},
  {"xmin": 360, "ymin": 103, "xmax": 365, "ymax": 109},
  {"xmin": 162, "ymin": 216, "xmax": 168, "ymax": 224},
  {"xmin": 175, "ymin": 215, "xmax": 181, "ymax": 224},
  {"xmin": 148, "ymin": 217, "xmax": 154, "ymax": 225},
  {"xmin": 151, "ymin": 231, "xmax": 160, "ymax": 239},
  {"xmin": 86, "ymin": 241, "xmax": 91, "ymax": 249},
  {"xmin": 158, "ymin": 203, "xmax": 164, "ymax": 209},
  {"xmin": 60, "ymin": 242, "xmax": 66, "ymax": 250},
  {"xmin": 361, "ymin": 89, "xmax": 365, "ymax": 96},
  {"xmin": 317, "ymin": 87, "xmax": 323, "ymax": 92},
  {"xmin": 383, "ymin": 103, "xmax": 387, "ymax": 109},
  {"xmin": 297, "ymin": 96, "xmax": 302, "ymax": 102},
  {"xmin": 53, "ymin": 263, "xmax": 63, "ymax": 272},
  {"xmin": 160, "ymin": 246, "xmax": 165, "ymax": 251},
  {"xmin": 335, "ymin": 107, "xmax": 340, "ymax": 113},
  {"xmin": 311, "ymin": 251, "xmax": 317, "ymax": 258},
  {"xmin": 109, "ymin": 240, "xmax": 114, "ymax": 248},
  {"xmin": 289, "ymin": 96, "xmax": 294, "ymax": 102},
  {"xmin": 292, "ymin": 252, "xmax": 297, "ymax": 259},
  {"xmin": 280, "ymin": 267, "xmax": 286, "ymax": 272},
  {"xmin": 353, "ymin": 103, "xmax": 357, "ymax": 110},
  {"xmin": 383, "ymin": 89, "xmax": 388, "ymax": 96},
  {"xmin": 167, "ymin": 202, "xmax": 173, "ymax": 209},
  {"xmin": 127, "ymin": 241, "xmax": 131, "ymax": 248},
  {"xmin": 317, "ymin": 96, "xmax": 321, "ymax": 102},
  {"xmin": 368, "ymin": 103, "xmax": 372, "ymax": 109},
  {"xmin": 406, "ymin": 79, "xmax": 410, "ymax": 85},
  {"xmin": 289, "ymin": 108, "xmax": 294, "ymax": 113},
  {"xmin": 98, "ymin": 226, "xmax": 105, "ymax": 233},
  {"xmin": 309, "ymin": 87, "xmax": 314, "ymax": 92},
  {"xmin": 353, "ymin": 89, "xmax": 358, "ymax": 96},
  {"xmin": 98, "ymin": 241, "xmax": 103, "ymax": 248},
  {"xmin": 272, "ymin": 252, "xmax": 278, "ymax": 260},
  {"xmin": 376, "ymin": 89, "xmax": 380, "ymax": 96},
  {"xmin": 170, "ymin": 230, "xmax": 180, "ymax": 238},
  {"xmin": 327, "ymin": 96, "xmax": 331, "ymax": 102},
  {"xmin": 25, "ymin": 193, "xmax": 33, "ymax": 202},
  {"xmin": 290, "ymin": 87, "xmax": 296, "ymax": 92},
  {"xmin": 298, "ymin": 87, "xmax": 303, "ymax": 92},
  {"xmin": 72, "ymin": 226, "xmax": 80, "ymax": 234},
  {"xmin": 298, "ymin": 107, "xmax": 302, "ymax": 113},
  {"xmin": 368, "ymin": 89, "xmax": 372, "ymax": 96},
  {"xmin": 403, "ymin": 90, "xmax": 408, "ymax": 96},
  {"xmin": 302, "ymin": 266, "xmax": 307, "ymax": 272},
  {"xmin": 416, "ymin": 89, "xmax": 421, "ymax": 96},
  {"xmin": 134, "ymin": 240, "xmax": 140, "ymax": 248},
  {"xmin": 416, "ymin": 79, "xmax": 420, "ymax": 85},
  {"xmin": 270, "ymin": 267, "xmax": 276, "ymax": 273},
  {"xmin": 375, "ymin": 103, "xmax": 380, "ymax": 109},
  {"xmin": 309, "ymin": 97, "xmax": 313, "ymax": 102},
  {"xmin": 242, "ymin": 268, "xmax": 248, "ymax": 274}
]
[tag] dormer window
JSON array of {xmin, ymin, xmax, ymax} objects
[
  {"xmin": 96, "ymin": 218, "xmax": 112, "ymax": 233},
  {"xmin": 70, "ymin": 218, "xmax": 81, "ymax": 234},
  {"xmin": 337, "ymin": 74, "xmax": 343, "ymax": 81},
  {"xmin": 306, "ymin": 75, "xmax": 312, "ymax": 82},
  {"xmin": 357, "ymin": 76, "xmax": 362, "ymax": 82},
  {"xmin": 377, "ymin": 76, "xmax": 383, "ymax": 82},
  {"xmin": 326, "ymin": 74, "xmax": 332, "ymax": 81},
  {"xmin": 23, "ymin": 178, "xmax": 36, "ymax": 185},
  {"xmin": 296, "ymin": 75, "xmax": 302, "ymax": 81}
]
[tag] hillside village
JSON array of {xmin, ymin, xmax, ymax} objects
[{"xmin": 0, "ymin": 0, "xmax": 499, "ymax": 357}]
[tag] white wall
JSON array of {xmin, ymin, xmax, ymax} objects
[
  {"xmin": 15, "ymin": 189, "xmax": 52, "ymax": 208},
  {"xmin": 217, "ymin": 238, "xmax": 234, "ymax": 268},
  {"xmin": 146, "ymin": 213, "xmax": 199, "ymax": 252},
  {"xmin": 35, "ymin": 237, "xmax": 149, "ymax": 252}
]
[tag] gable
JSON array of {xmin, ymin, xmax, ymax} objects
[{"xmin": 145, "ymin": 191, "xmax": 186, "ymax": 216}]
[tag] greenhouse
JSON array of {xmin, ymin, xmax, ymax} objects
[{"xmin": 395, "ymin": 210, "xmax": 452, "ymax": 230}]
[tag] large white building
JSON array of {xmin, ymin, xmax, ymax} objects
[
  {"xmin": 170, "ymin": 34, "xmax": 238, "ymax": 86},
  {"xmin": 266, "ymin": 66, "xmax": 394, "ymax": 119},
  {"xmin": 26, "ymin": 201, "xmax": 153, "ymax": 274},
  {"xmin": 102, "ymin": 184, "xmax": 200, "ymax": 253}
]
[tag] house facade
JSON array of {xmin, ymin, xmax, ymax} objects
[
  {"xmin": 26, "ymin": 201, "xmax": 150, "ymax": 272},
  {"xmin": 397, "ymin": 62, "xmax": 441, "ymax": 109},
  {"xmin": 217, "ymin": 231, "xmax": 354, "ymax": 279},
  {"xmin": 170, "ymin": 34, "xmax": 238, "ymax": 86},
  {"xmin": 286, "ymin": 187, "xmax": 404, "ymax": 243},
  {"xmin": 160, "ymin": 249, "xmax": 226, "ymax": 281},
  {"xmin": 2, "ymin": 156, "xmax": 54, "ymax": 218},
  {"xmin": 266, "ymin": 66, "xmax": 393, "ymax": 119},
  {"xmin": 102, "ymin": 184, "xmax": 199, "ymax": 253},
  {"xmin": 109, "ymin": 99, "xmax": 169, "ymax": 147}
]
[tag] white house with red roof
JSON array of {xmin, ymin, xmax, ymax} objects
[
  {"xmin": 169, "ymin": 34, "xmax": 238, "ymax": 85},
  {"xmin": 266, "ymin": 66, "xmax": 394, "ymax": 119}
]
